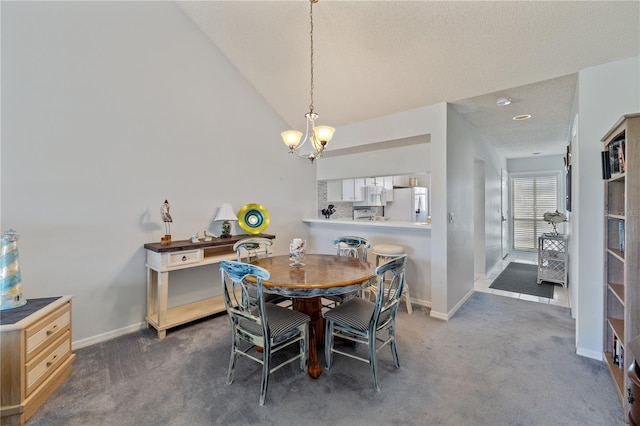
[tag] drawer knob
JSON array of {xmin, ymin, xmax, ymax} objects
[
  {"xmin": 46, "ymin": 354, "xmax": 58, "ymax": 367},
  {"xmin": 46, "ymin": 325, "xmax": 58, "ymax": 336},
  {"xmin": 182, "ymin": 256, "xmax": 187, "ymax": 261}
]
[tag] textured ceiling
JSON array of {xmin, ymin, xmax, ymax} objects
[{"xmin": 178, "ymin": 1, "xmax": 639, "ymax": 159}]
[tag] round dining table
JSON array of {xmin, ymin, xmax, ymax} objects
[{"xmin": 250, "ymin": 254, "xmax": 376, "ymax": 379}]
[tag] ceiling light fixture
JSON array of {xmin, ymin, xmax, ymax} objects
[
  {"xmin": 513, "ymin": 114, "xmax": 532, "ymax": 121},
  {"xmin": 281, "ymin": 0, "xmax": 335, "ymax": 163},
  {"xmin": 496, "ymin": 97, "xmax": 512, "ymax": 106}
]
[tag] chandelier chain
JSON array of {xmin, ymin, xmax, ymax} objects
[
  {"xmin": 280, "ymin": 0, "xmax": 333, "ymax": 163},
  {"xmin": 309, "ymin": 0, "xmax": 315, "ymax": 114}
]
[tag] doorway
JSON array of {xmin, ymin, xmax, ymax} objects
[
  {"xmin": 474, "ymin": 159, "xmax": 486, "ymax": 278},
  {"xmin": 501, "ymin": 169, "xmax": 509, "ymax": 259}
]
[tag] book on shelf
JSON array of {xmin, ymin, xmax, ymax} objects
[
  {"xmin": 609, "ymin": 139, "xmax": 626, "ymax": 175},
  {"xmin": 613, "ymin": 334, "xmax": 625, "ymax": 367},
  {"xmin": 612, "ymin": 334, "xmax": 625, "ymax": 369},
  {"xmin": 619, "ymin": 220, "xmax": 625, "ymax": 252},
  {"xmin": 602, "ymin": 150, "xmax": 611, "ymax": 179}
]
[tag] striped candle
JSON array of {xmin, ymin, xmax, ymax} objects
[{"xmin": 1, "ymin": 229, "xmax": 26, "ymax": 310}]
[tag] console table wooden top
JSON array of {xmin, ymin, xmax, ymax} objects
[{"xmin": 144, "ymin": 233, "xmax": 275, "ymax": 253}]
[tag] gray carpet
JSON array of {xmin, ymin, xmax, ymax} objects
[
  {"xmin": 27, "ymin": 292, "xmax": 623, "ymax": 426},
  {"xmin": 489, "ymin": 262, "xmax": 555, "ymax": 298}
]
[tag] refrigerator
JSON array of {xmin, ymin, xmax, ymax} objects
[{"xmin": 385, "ymin": 187, "xmax": 429, "ymax": 223}]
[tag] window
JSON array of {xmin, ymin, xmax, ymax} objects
[{"xmin": 512, "ymin": 174, "xmax": 560, "ymax": 250}]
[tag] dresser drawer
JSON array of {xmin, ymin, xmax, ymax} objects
[
  {"xmin": 25, "ymin": 302, "xmax": 71, "ymax": 361},
  {"xmin": 25, "ymin": 330, "xmax": 71, "ymax": 396},
  {"xmin": 167, "ymin": 249, "xmax": 201, "ymax": 267}
]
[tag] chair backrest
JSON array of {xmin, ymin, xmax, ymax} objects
[
  {"xmin": 370, "ymin": 255, "xmax": 407, "ymax": 331},
  {"xmin": 333, "ymin": 236, "xmax": 370, "ymax": 261},
  {"xmin": 220, "ymin": 260, "xmax": 271, "ymax": 341},
  {"xmin": 233, "ymin": 237, "xmax": 273, "ymax": 263}
]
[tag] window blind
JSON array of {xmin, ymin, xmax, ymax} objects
[{"xmin": 512, "ymin": 175, "xmax": 559, "ymax": 250}]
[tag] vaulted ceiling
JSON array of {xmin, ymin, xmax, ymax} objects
[{"xmin": 178, "ymin": 1, "xmax": 639, "ymax": 158}]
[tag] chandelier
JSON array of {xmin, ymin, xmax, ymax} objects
[{"xmin": 281, "ymin": 0, "xmax": 335, "ymax": 163}]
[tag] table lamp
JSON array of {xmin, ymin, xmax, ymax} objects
[{"xmin": 214, "ymin": 203, "xmax": 237, "ymax": 238}]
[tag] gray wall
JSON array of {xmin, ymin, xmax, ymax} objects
[
  {"xmin": 1, "ymin": 2, "xmax": 316, "ymax": 345},
  {"xmin": 574, "ymin": 56, "xmax": 640, "ymax": 360}
]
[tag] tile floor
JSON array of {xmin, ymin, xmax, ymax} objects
[{"xmin": 474, "ymin": 250, "xmax": 570, "ymax": 308}]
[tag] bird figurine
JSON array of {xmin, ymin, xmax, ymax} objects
[
  {"xmin": 321, "ymin": 204, "xmax": 336, "ymax": 219},
  {"xmin": 161, "ymin": 199, "xmax": 172, "ymax": 235},
  {"xmin": 203, "ymin": 230, "xmax": 217, "ymax": 241},
  {"xmin": 160, "ymin": 199, "xmax": 173, "ymax": 245},
  {"xmin": 191, "ymin": 232, "xmax": 200, "ymax": 243}
]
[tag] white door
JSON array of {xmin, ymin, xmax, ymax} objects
[{"xmin": 501, "ymin": 169, "xmax": 509, "ymax": 259}]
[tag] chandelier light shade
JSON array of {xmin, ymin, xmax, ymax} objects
[
  {"xmin": 281, "ymin": 0, "xmax": 334, "ymax": 163},
  {"xmin": 281, "ymin": 130, "xmax": 303, "ymax": 149}
]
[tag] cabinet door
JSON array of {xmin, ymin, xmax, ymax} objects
[
  {"xmin": 327, "ymin": 180, "xmax": 343, "ymax": 202},
  {"xmin": 365, "ymin": 178, "xmax": 376, "ymax": 186},
  {"xmin": 353, "ymin": 178, "xmax": 365, "ymax": 201},
  {"xmin": 342, "ymin": 179, "xmax": 355, "ymax": 201},
  {"xmin": 383, "ymin": 176, "xmax": 394, "ymax": 201},
  {"xmin": 393, "ymin": 175, "xmax": 409, "ymax": 187}
]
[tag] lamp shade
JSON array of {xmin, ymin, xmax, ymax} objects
[
  {"xmin": 281, "ymin": 130, "xmax": 303, "ymax": 148},
  {"xmin": 313, "ymin": 126, "xmax": 335, "ymax": 143},
  {"xmin": 214, "ymin": 203, "xmax": 238, "ymax": 222}
]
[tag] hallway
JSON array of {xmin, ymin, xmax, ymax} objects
[{"xmin": 475, "ymin": 250, "xmax": 570, "ymax": 308}]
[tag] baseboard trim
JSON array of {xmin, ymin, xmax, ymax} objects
[
  {"xmin": 430, "ymin": 288, "xmax": 475, "ymax": 320},
  {"xmin": 485, "ymin": 261, "xmax": 502, "ymax": 280},
  {"xmin": 408, "ymin": 297, "xmax": 431, "ymax": 309},
  {"xmin": 72, "ymin": 321, "xmax": 147, "ymax": 350},
  {"xmin": 576, "ymin": 346, "xmax": 604, "ymax": 362},
  {"xmin": 71, "ymin": 297, "xmax": 437, "ymax": 350}
]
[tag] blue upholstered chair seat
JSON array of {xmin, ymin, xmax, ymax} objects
[
  {"xmin": 239, "ymin": 304, "xmax": 310, "ymax": 341},
  {"xmin": 324, "ymin": 298, "xmax": 392, "ymax": 332}
]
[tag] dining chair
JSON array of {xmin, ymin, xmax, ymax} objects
[
  {"xmin": 233, "ymin": 237, "xmax": 290, "ymax": 307},
  {"xmin": 323, "ymin": 236, "xmax": 371, "ymax": 309},
  {"xmin": 324, "ymin": 254, "xmax": 407, "ymax": 392},
  {"xmin": 220, "ymin": 260, "xmax": 310, "ymax": 406}
]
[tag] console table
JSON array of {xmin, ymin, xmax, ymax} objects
[{"xmin": 144, "ymin": 234, "xmax": 275, "ymax": 339}]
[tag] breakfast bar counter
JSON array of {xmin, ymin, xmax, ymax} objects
[
  {"xmin": 303, "ymin": 218, "xmax": 431, "ymax": 307},
  {"xmin": 303, "ymin": 218, "xmax": 431, "ymax": 230}
]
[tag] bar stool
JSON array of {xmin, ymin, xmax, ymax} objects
[{"xmin": 370, "ymin": 244, "xmax": 413, "ymax": 314}]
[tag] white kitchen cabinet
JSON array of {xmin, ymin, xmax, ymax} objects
[
  {"xmin": 354, "ymin": 178, "xmax": 365, "ymax": 201},
  {"xmin": 342, "ymin": 179, "xmax": 355, "ymax": 201},
  {"xmin": 383, "ymin": 176, "xmax": 394, "ymax": 202},
  {"xmin": 342, "ymin": 178, "xmax": 365, "ymax": 201},
  {"xmin": 393, "ymin": 175, "xmax": 410, "ymax": 187},
  {"xmin": 327, "ymin": 180, "xmax": 343, "ymax": 202}
]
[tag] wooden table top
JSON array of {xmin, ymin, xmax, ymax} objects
[{"xmin": 250, "ymin": 254, "xmax": 376, "ymax": 297}]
